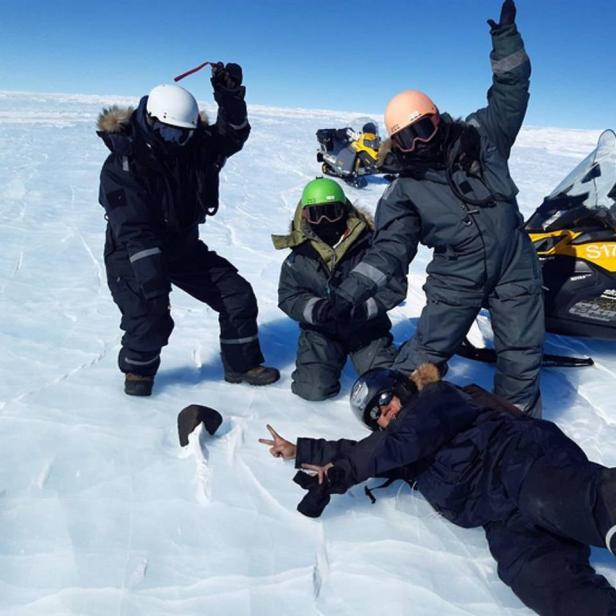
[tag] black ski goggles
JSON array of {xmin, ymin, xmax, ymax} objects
[
  {"xmin": 149, "ymin": 117, "xmax": 195, "ymax": 146},
  {"xmin": 367, "ymin": 390, "xmax": 395, "ymax": 422},
  {"xmin": 392, "ymin": 115, "xmax": 439, "ymax": 153},
  {"xmin": 302, "ymin": 201, "xmax": 346, "ymax": 224}
]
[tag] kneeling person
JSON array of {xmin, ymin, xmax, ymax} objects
[{"xmin": 272, "ymin": 178, "xmax": 407, "ymax": 401}]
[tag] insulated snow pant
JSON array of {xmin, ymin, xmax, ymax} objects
[
  {"xmin": 485, "ymin": 452, "xmax": 616, "ymax": 615},
  {"xmin": 106, "ymin": 239, "xmax": 264, "ymax": 376},
  {"xmin": 291, "ymin": 329, "xmax": 397, "ymax": 401},
  {"xmin": 393, "ymin": 231, "xmax": 544, "ymax": 417}
]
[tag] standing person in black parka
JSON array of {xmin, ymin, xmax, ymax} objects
[
  {"xmin": 320, "ymin": 0, "xmax": 545, "ymax": 417},
  {"xmin": 97, "ymin": 64, "xmax": 279, "ymax": 395}
]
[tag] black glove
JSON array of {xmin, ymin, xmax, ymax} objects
[
  {"xmin": 293, "ymin": 471, "xmax": 331, "ymax": 518},
  {"xmin": 312, "ymin": 299, "xmax": 335, "ymax": 324},
  {"xmin": 350, "ymin": 300, "xmax": 374, "ymax": 322},
  {"xmin": 487, "ymin": 0, "xmax": 516, "ymax": 30},
  {"xmin": 312, "ymin": 295, "xmax": 353, "ymax": 324},
  {"xmin": 211, "ymin": 62, "xmax": 244, "ymax": 92}
]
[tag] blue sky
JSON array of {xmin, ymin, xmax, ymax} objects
[{"xmin": 1, "ymin": 0, "xmax": 615, "ymax": 129}]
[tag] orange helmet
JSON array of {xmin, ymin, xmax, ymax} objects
[
  {"xmin": 384, "ymin": 90, "xmax": 439, "ymax": 135},
  {"xmin": 384, "ymin": 90, "xmax": 440, "ymax": 152}
]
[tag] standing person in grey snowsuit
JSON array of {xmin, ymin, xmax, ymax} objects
[
  {"xmin": 97, "ymin": 65, "xmax": 279, "ymax": 396},
  {"xmin": 272, "ymin": 178, "xmax": 407, "ymax": 401},
  {"xmin": 321, "ymin": 0, "xmax": 544, "ymax": 416}
]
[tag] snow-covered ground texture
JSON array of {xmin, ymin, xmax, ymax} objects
[{"xmin": 0, "ymin": 89, "xmax": 614, "ymax": 616}]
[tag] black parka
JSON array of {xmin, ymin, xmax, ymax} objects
[{"xmin": 97, "ymin": 91, "xmax": 250, "ymax": 300}]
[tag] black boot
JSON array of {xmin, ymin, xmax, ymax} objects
[
  {"xmin": 224, "ymin": 365, "xmax": 280, "ymax": 386},
  {"xmin": 124, "ymin": 373, "xmax": 154, "ymax": 396}
]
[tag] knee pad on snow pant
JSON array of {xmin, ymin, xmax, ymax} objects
[
  {"xmin": 485, "ymin": 515, "xmax": 616, "ymax": 616},
  {"xmin": 291, "ymin": 330, "xmax": 345, "ymax": 401}
]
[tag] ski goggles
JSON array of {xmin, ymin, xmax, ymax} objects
[
  {"xmin": 150, "ymin": 118, "xmax": 195, "ymax": 146},
  {"xmin": 367, "ymin": 390, "xmax": 395, "ymax": 422},
  {"xmin": 391, "ymin": 115, "xmax": 439, "ymax": 153},
  {"xmin": 302, "ymin": 201, "xmax": 346, "ymax": 224}
]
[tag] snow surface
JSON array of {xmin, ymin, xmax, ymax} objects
[{"xmin": 0, "ymin": 89, "xmax": 615, "ymax": 616}]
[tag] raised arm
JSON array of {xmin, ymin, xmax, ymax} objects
[
  {"xmin": 468, "ymin": 0, "xmax": 531, "ymax": 158},
  {"xmin": 209, "ymin": 62, "xmax": 251, "ymax": 157}
]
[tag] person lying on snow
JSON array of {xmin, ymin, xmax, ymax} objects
[
  {"xmin": 259, "ymin": 366, "xmax": 616, "ymax": 615},
  {"xmin": 96, "ymin": 65, "xmax": 278, "ymax": 396},
  {"xmin": 271, "ymin": 177, "xmax": 407, "ymax": 400}
]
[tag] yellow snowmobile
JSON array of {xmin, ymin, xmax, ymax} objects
[
  {"xmin": 316, "ymin": 118, "xmax": 388, "ymax": 188},
  {"xmin": 526, "ymin": 129, "xmax": 616, "ymax": 340}
]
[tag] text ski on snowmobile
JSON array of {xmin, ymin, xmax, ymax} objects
[
  {"xmin": 317, "ymin": 0, "xmax": 544, "ymax": 417},
  {"xmin": 259, "ymin": 365, "xmax": 616, "ymax": 615},
  {"xmin": 96, "ymin": 63, "xmax": 279, "ymax": 396}
]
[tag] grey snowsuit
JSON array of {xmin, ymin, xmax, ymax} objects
[
  {"xmin": 335, "ymin": 24, "xmax": 544, "ymax": 415},
  {"xmin": 272, "ymin": 204, "xmax": 407, "ymax": 400}
]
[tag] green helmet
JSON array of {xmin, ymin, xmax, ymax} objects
[{"xmin": 300, "ymin": 178, "xmax": 346, "ymax": 208}]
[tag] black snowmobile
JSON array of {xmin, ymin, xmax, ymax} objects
[
  {"xmin": 526, "ymin": 129, "xmax": 616, "ymax": 341},
  {"xmin": 316, "ymin": 118, "xmax": 393, "ymax": 188}
]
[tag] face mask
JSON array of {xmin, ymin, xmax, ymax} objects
[{"xmin": 311, "ymin": 217, "xmax": 347, "ymax": 246}]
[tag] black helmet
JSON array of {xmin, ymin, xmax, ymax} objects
[{"xmin": 349, "ymin": 368, "xmax": 416, "ymax": 431}]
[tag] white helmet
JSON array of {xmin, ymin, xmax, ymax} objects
[{"xmin": 146, "ymin": 84, "xmax": 199, "ymax": 129}]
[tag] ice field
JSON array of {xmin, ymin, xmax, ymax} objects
[{"xmin": 1, "ymin": 89, "xmax": 615, "ymax": 615}]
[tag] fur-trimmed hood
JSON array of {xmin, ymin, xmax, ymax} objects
[
  {"xmin": 271, "ymin": 199, "xmax": 375, "ymax": 271},
  {"xmin": 96, "ymin": 95, "xmax": 209, "ymax": 154},
  {"xmin": 96, "ymin": 105, "xmax": 209, "ymax": 134},
  {"xmin": 410, "ymin": 363, "xmax": 441, "ymax": 391}
]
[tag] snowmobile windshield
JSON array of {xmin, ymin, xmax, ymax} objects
[
  {"xmin": 530, "ymin": 130, "xmax": 616, "ymax": 231},
  {"xmin": 392, "ymin": 115, "xmax": 439, "ymax": 153}
]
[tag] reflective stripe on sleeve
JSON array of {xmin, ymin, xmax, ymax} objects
[
  {"xmin": 220, "ymin": 334, "xmax": 259, "ymax": 345},
  {"xmin": 229, "ymin": 119, "xmax": 249, "ymax": 130},
  {"xmin": 303, "ymin": 297, "xmax": 320, "ymax": 324},
  {"xmin": 491, "ymin": 49, "xmax": 529, "ymax": 76},
  {"xmin": 352, "ymin": 262, "xmax": 387, "ymax": 287},
  {"xmin": 365, "ymin": 297, "xmax": 378, "ymax": 319},
  {"xmin": 129, "ymin": 248, "xmax": 162, "ymax": 263}
]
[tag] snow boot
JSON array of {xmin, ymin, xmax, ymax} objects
[
  {"xmin": 124, "ymin": 373, "xmax": 154, "ymax": 396},
  {"xmin": 224, "ymin": 365, "xmax": 280, "ymax": 386}
]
